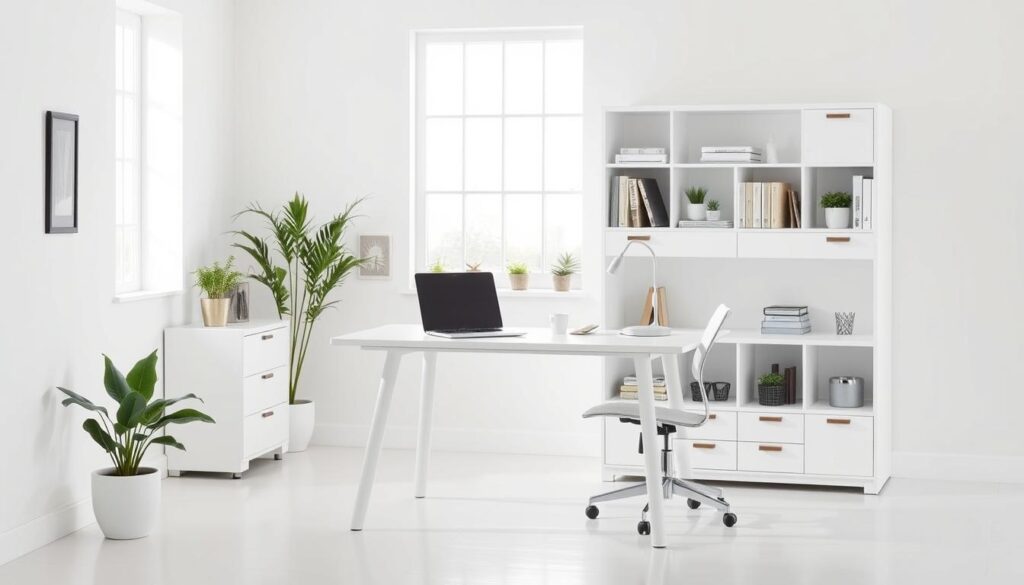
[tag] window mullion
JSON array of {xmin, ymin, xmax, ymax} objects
[{"xmin": 539, "ymin": 40, "xmax": 546, "ymax": 277}]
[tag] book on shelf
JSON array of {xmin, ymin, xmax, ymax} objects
[
  {"xmin": 752, "ymin": 183, "xmax": 763, "ymax": 228},
  {"xmin": 853, "ymin": 175, "xmax": 863, "ymax": 229},
  {"xmin": 788, "ymin": 188, "xmax": 802, "ymax": 228},
  {"xmin": 763, "ymin": 314, "xmax": 810, "ymax": 322},
  {"xmin": 701, "ymin": 152, "xmax": 763, "ymax": 163},
  {"xmin": 610, "ymin": 176, "xmax": 668, "ymax": 228},
  {"xmin": 761, "ymin": 326, "xmax": 811, "ymax": 335},
  {"xmin": 619, "ymin": 390, "xmax": 668, "ymax": 401},
  {"xmin": 615, "ymin": 154, "xmax": 668, "ymax": 163},
  {"xmin": 783, "ymin": 366, "xmax": 797, "ymax": 404},
  {"xmin": 622, "ymin": 375, "xmax": 666, "ymax": 386},
  {"xmin": 637, "ymin": 178, "xmax": 670, "ymax": 227},
  {"xmin": 741, "ymin": 182, "xmax": 796, "ymax": 229},
  {"xmin": 862, "ymin": 178, "xmax": 873, "ymax": 230},
  {"xmin": 609, "ymin": 176, "xmax": 620, "ymax": 227},
  {"xmin": 628, "ymin": 178, "xmax": 649, "ymax": 227},
  {"xmin": 678, "ymin": 220, "xmax": 734, "ymax": 228},
  {"xmin": 761, "ymin": 318, "xmax": 810, "ymax": 329},
  {"xmin": 763, "ymin": 305, "xmax": 808, "ymax": 316},
  {"xmin": 621, "ymin": 147, "xmax": 666, "ymax": 155},
  {"xmin": 701, "ymin": 146, "xmax": 762, "ymax": 154},
  {"xmin": 617, "ymin": 176, "xmax": 630, "ymax": 226}
]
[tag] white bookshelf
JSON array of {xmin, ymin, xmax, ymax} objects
[{"xmin": 601, "ymin": 103, "xmax": 892, "ymax": 494}]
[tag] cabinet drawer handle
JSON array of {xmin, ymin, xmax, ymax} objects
[
  {"xmin": 758, "ymin": 444, "xmax": 782, "ymax": 452},
  {"xmin": 261, "ymin": 410, "xmax": 275, "ymax": 418},
  {"xmin": 261, "ymin": 372, "xmax": 275, "ymax": 380},
  {"xmin": 826, "ymin": 236, "xmax": 851, "ymax": 243},
  {"xmin": 692, "ymin": 443, "xmax": 716, "ymax": 449},
  {"xmin": 627, "ymin": 235, "xmax": 651, "ymax": 241},
  {"xmin": 826, "ymin": 418, "xmax": 851, "ymax": 425},
  {"xmin": 825, "ymin": 112, "xmax": 851, "ymax": 119},
  {"xmin": 759, "ymin": 416, "xmax": 783, "ymax": 422},
  {"xmin": 261, "ymin": 334, "xmax": 275, "ymax": 340}
]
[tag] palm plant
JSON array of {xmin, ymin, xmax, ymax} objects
[
  {"xmin": 58, "ymin": 351, "xmax": 214, "ymax": 476},
  {"xmin": 233, "ymin": 193, "xmax": 366, "ymax": 404},
  {"xmin": 551, "ymin": 252, "xmax": 580, "ymax": 276}
]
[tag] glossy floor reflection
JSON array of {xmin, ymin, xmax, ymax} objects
[{"xmin": 2, "ymin": 446, "xmax": 1022, "ymax": 584}]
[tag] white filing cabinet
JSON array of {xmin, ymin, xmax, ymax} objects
[{"xmin": 164, "ymin": 320, "xmax": 290, "ymax": 478}]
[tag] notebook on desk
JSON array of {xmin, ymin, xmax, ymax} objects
[{"xmin": 414, "ymin": 272, "xmax": 526, "ymax": 339}]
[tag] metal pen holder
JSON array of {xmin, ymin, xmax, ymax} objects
[{"xmin": 835, "ymin": 312, "xmax": 855, "ymax": 335}]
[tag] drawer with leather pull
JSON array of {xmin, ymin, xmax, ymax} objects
[
  {"xmin": 242, "ymin": 326, "xmax": 288, "ymax": 376},
  {"xmin": 738, "ymin": 412, "xmax": 804, "ymax": 444},
  {"xmin": 738, "ymin": 442, "xmax": 804, "ymax": 474},
  {"xmin": 677, "ymin": 411, "xmax": 737, "ymax": 442},
  {"xmin": 804, "ymin": 414, "xmax": 873, "ymax": 477},
  {"xmin": 802, "ymin": 108, "xmax": 874, "ymax": 166},
  {"xmin": 244, "ymin": 402, "xmax": 288, "ymax": 458},
  {"xmin": 680, "ymin": 439, "xmax": 737, "ymax": 471},
  {"xmin": 242, "ymin": 366, "xmax": 288, "ymax": 416}
]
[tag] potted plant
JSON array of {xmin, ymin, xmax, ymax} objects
[
  {"xmin": 550, "ymin": 252, "xmax": 579, "ymax": 292},
  {"xmin": 685, "ymin": 186, "xmax": 707, "ymax": 220},
  {"xmin": 821, "ymin": 191, "xmax": 852, "ymax": 229},
  {"xmin": 757, "ymin": 372, "xmax": 786, "ymax": 406},
  {"xmin": 57, "ymin": 351, "xmax": 214, "ymax": 539},
  {"xmin": 507, "ymin": 261, "xmax": 529, "ymax": 290},
  {"xmin": 194, "ymin": 256, "xmax": 246, "ymax": 327},
  {"xmin": 234, "ymin": 193, "xmax": 366, "ymax": 452},
  {"xmin": 429, "ymin": 258, "xmax": 446, "ymax": 273},
  {"xmin": 706, "ymin": 199, "xmax": 721, "ymax": 221}
]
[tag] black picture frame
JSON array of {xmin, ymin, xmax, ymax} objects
[{"xmin": 45, "ymin": 111, "xmax": 79, "ymax": 234}]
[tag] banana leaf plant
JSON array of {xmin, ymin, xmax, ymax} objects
[
  {"xmin": 232, "ymin": 193, "xmax": 366, "ymax": 405},
  {"xmin": 58, "ymin": 350, "xmax": 215, "ymax": 476}
]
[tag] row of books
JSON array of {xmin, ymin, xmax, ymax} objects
[
  {"xmin": 609, "ymin": 176, "xmax": 670, "ymax": 227},
  {"xmin": 761, "ymin": 305, "xmax": 810, "ymax": 335},
  {"xmin": 738, "ymin": 182, "xmax": 801, "ymax": 229},
  {"xmin": 853, "ymin": 175, "xmax": 874, "ymax": 230},
  {"xmin": 619, "ymin": 375, "xmax": 668, "ymax": 401},
  {"xmin": 701, "ymin": 146, "xmax": 761, "ymax": 163},
  {"xmin": 615, "ymin": 147, "xmax": 667, "ymax": 164}
]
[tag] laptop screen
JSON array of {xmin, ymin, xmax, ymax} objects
[{"xmin": 414, "ymin": 272, "xmax": 504, "ymax": 331}]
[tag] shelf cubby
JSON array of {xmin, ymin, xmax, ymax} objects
[
  {"xmin": 804, "ymin": 345, "xmax": 874, "ymax": 413},
  {"xmin": 673, "ymin": 110, "xmax": 801, "ymax": 164},
  {"xmin": 606, "ymin": 110, "xmax": 670, "ymax": 164},
  {"xmin": 605, "ymin": 167, "xmax": 671, "ymax": 228},
  {"xmin": 738, "ymin": 343, "xmax": 803, "ymax": 409},
  {"xmin": 674, "ymin": 166, "xmax": 734, "ymax": 226},
  {"xmin": 803, "ymin": 166, "xmax": 874, "ymax": 229}
]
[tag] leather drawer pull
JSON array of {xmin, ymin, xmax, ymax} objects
[
  {"xmin": 826, "ymin": 418, "xmax": 851, "ymax": 425},
  {"xmin": 759, "ymin": 445, "xmax": 782, "ymax": 452},
  {"xmin": 826, "ymin": 236, "xmax": 851, "ymax": 243},
  {"xmin": 261, "ymin": 372, "xmax": 275, "ymax": 380},
  {"xmin": 759, "ymin": 416, "xmax": 783, "ymax": 422},
  {"xmin": 627, "ymin": 235, "xmax": 651, "ymax": 241},
  {"xmin": 826, "ymin": 112, "xmax": 851, "ymax": 119},
  {"xmin": 261, "ymin": 411, "xmax": 275, "ymax": 418},
  {"xmin": 261, "ymin": 334, "xmax": 275, "ymax": 340},
  {"xmin": 692, "ymin": 443, "xmax": 716, "ymax": 449},
  {"xmin": 708, "ymin": 414, "xmax": 716, "ymax": 420}
]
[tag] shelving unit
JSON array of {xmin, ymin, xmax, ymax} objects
[{"xmin": 601, "ymin": 103, "xmax": 892, "ymax": 494}]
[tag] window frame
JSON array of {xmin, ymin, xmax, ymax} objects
[{"xmin": 115, "ymin": 8, "xmax": 144, "ymax": 295}]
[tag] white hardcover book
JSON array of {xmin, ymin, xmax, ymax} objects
[
  {"xmin": 615, "ymin": 154, "xmax": 668, "ymax": 163},
  {"xmin": 761, "ymin": 183, "xmax": 771, "ymax": 229},
  {"xmin": 736, "ymin": 182, "xmax": 744, "ymax": 228},
  {"xmin": 852, "ymin": 175, "xmax": 863, "ymax": 229},
  {"xmin": 620, "ymin": 147, "xmax": 666, "ymax": 155},
  {"xmin": 752, "ymin": 183, "xmax": 763, "ymax": 228},
  {"xmin": 701, "ymin": 146, "xmax": 762, "ymax": 154},
  {"xmin": 862, "ymin": 179, "xmax": 873, "ymax": 230}
]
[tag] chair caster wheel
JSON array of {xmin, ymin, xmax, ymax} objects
[
  {"xmin": 585, "ymin": 505, "xmax": 599, "ymax": 519},
  {"xmin": 723, "ymin": 512, "xmax": 738, "ymax": 527},
  {"xmin": 274, "ymin": 453, "xmax": 283, "ymax": 461},
  {"xmin": 231, "ymin": 473, "xmax": 242, "ymax": 480},
  {"xmin": 687, "ymin": 498, "xmax": 701, "ymax": 509},
  {"xmin": 637, "ymin": 520, "xmax": 651, "ymax": 535}
]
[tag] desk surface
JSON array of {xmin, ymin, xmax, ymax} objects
[{"xmin": 330, "ymin": 324, "xmax": 703, "ymax": 355}]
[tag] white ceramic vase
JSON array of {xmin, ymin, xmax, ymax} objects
[
  {"xmin": 706, "ymin": 210, "xmax": 721, "ymax": 221},
  {"xmin": 289, "ymin": 399, "xmax": 315, "ymax": 452},
  {"xmin": 91, "ymin": 467, "xmax": 160, "ymax": 540},
  {"xmin": 825, "ymin": 207, "xmax": 851, "ymax": 229},
  {"xmin": 687, "ymin": 203, "xmax": 707, "ymax": 221}
]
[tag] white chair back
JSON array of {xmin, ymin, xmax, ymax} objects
[{"xmin": 691, "ymin": 304, "xmax": 731, "ymax": 382}]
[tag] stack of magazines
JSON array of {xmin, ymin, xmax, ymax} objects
[
  {"xmin": 678, "ymin": 219, "xmax": 734, "ymax": 228},
  {"xmin": 761, "ymin": 305, "xmax": 810, "ymax": 335},
  {"xmin": 700, "ymin": 146, "xmax": 762, "ymax": 163}
]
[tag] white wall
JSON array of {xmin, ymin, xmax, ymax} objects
[
  {"xmin": 232, "ymin": 0, "xmax": 1024, "ymax": 471},
  {"xmin": 0, "ymin": 0, "xmax": 235, "ymax": 564}
]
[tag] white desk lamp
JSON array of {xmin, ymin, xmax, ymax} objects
[{"xmin": 607, "ymin": 236, "xmax": 671, "ymax": 337}]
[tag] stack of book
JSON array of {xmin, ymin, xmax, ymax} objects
[
  {"xmin": 761, "ymin": 306, "xmax": 810, "ymax": 335},
  {"xmin": 619, "ymin": 375, "xmax": 668, "ymax": 401},
  {"xmin": 609, "ymin": 176, "xmax": 670, "ymax": 227},
  {"xmin": 678, "ymin": 219, "xmax": 734, "ymax": 228},
  {"xmin": 852, "ymin": 175, "xmax": 874, "ymax": 230},
  {"xmin": 700, "ymin": 146, "xmax": 762, "ymax": 163},
  {"xmin": 738, "ymin": 182, "xmax": 800, "ymax": 229},
  {"xmin": 614, "ymin": 147, "xmax": 667, "ymax": 164}
]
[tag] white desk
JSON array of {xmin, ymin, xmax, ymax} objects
[{"xmin": 331, "ymin": 324, "xmax": 703, "ymax": 549}]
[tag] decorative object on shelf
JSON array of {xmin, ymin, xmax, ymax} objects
[
  {"xmin": 640, "ymin": 286, "xmax": 669, "ymax": 327},
  {"xmin": 227, "ymin": 282, "xmax": 250, "ymax": 323},
  {"xmin": 507, "ymin": 261, "xmax": 529, "ymax": 290},
  {"xmin": 685, "ymin": 186, "xmax": 707, "ymax": 221},
  {"xmin": 821, "ymin": 191, "xmax": 852, "ymax": 229},
  {"xmin": 762, "ymin": 305, "xmax": 810, "ymax": 335},
  {"xmin": 757, "ymin": 372, "xmax": 786, "ymax": 406},
  {"xmin": 428, "ymin": 258, "xmax": 445, "ymax": 273},
  {"xmin": 765, "ymin": 136, "xmax": 779, "ymax": 164},
  {"xmin": 358, "ymin": 234, "xmax": 391, "ymax": 279},
  {"xmin": 465, "ymin": 262, "xmax": 482, "ymax": 272},
  {"xmin": 700, "ymin": 146, "xmax": 762, "ymax": 163},
  {"xmin": 233, "ymin": 193, "xmax": 366, "ymax": 452},
  {"xmin": 706, "ymin": 199, "xmax": 721, "ymax": 221},
  {"xmin": 829, "ymin": 376, "xmax": 864, "ymax": 408},
  {"xmin": 57, "ymin": 351, "xmax": 215, "ymax": 539},
  {"xmin": 607, "ymin": 236, "xmax": 670, "ymax": 336},
  {"xmin": 690, "ymin": 381, "xmax": 731, "ymax": 402},
  {"xmin": 835, "ymin": 311, "xmax": 856, "ymax": 335},
  {"xmin": 45, "ymin": 111, "xmax": 79, "ymax": 234},
  {"xmin": 194, "ymin": 256, "xmax": 246, "ymax": 328},
  {"xmin": 619, "ymin": 375, "xmax": 667, "ymax": 401},
  {"xmin": 551, "ymin": 252, "xmax": 579, "ymax": 292}
]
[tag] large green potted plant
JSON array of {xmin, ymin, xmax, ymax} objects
[
  {"xmin": 233, "ymin": 193, "xmax": 365, "ymax": 452},
  {"xmin": 194, "ymin": 256, "xmax": 245, "ymax": 327},
  {"xmin": 58, "ymin": 351, "xmax": 214, "ymax": 539}
]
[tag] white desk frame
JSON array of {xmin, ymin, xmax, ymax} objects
[{"xmin": 331, "ymin": 324, "xmax": 703, "ymax": 549}]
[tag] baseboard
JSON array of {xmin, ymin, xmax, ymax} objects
[
  {"xmin": 893, "ymin": 451, "xmax": 1024, "ymax": 484},
  {"xmin": 313, "ymin": 423, "xmax": 600, "ymax": 458},
  {"xmin": 0, "ymin": 498, "xmax": 94, "ymax": 566}
]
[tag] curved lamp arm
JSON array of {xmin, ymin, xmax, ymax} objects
[{"xmin": 607, "ymin": 239, "xmax": 659, "ymax": 327}]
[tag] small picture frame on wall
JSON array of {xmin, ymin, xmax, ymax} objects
[
  {"xmin": 358, "ymin": 234, "xmax": 391, "ymax": 279},
  {"xmin": 45, "ymin": 111, "xmax": 79, "ymax": 234}
]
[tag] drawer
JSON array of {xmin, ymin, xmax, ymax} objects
[
  {"xmin": 244, "ymin": 402, "xmax": 288, "ymax": 458},
  {"xmin": 738, "ymin": 442, "xmax": 804, "ymax": 474},
  {"xmin": 604, "ymin": 418, "xmax": 643, "ymax": 467},
  {"xmin": 605, "ymin": 230, "xmax": 736, "ymax": 259},
  {"xmin": 242, "ymin": 326, "xmax": 288, "ymax": 377},
  {"xmin": 678, "ymin": 411, "xmax": 737, "ymax": 441},
  {"xmin": 805, "ymin": 414, "xmax": 873, "ymax": 477},
  {"xmin": 738, "ymin": 412, "xmax": 804, "ymax": 444},
  {"xmin": 738, "ymin": 232, "xmax": 874, "ymax": 260},
  {"xmin": 679, "ymin": 439, "xmax": 737, "ymax": 471},
  {"xmin": 243, "ymin": 366, "xmax": 288, "ymax": 416},
  {"xmin": 802, "ymin": 108, "xmax": 874, "ymax": 165}
]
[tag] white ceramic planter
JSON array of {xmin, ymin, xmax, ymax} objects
[
  {"xmin": 91, "ymin": 467, "xmax": 160, "ymax": 540},
  {"xmin": 289, "ymin": 399, "xmax": 315, "ymax": 452},
  {"xmin": 825, "ymin": 207, "xmax": 851, "ymax": 229},
  {"xmin": 687, "ymin": 203, "xmax": 707, "ymax": 221},
  {"xmin": 706, "ymin": 210, "xmax": 721, "ymax": 221}
]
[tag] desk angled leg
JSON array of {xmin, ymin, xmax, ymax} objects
[
  {"xmin": 634, "ymin": 355, "xmax": 667, "ymax": 549},
  {"xmin": 351, "ymin": 350, "xmax": 404, "ymax": 531},
  {"xmin": 413, "ymin": 351, "xmax": 437, "ymax": 498}
]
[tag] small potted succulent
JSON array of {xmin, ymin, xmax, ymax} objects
[
  {"xmin": 550, "ymin": 252, "xmax": 579, "ymax": 292},
  {"xmin": 706, "ymin": 199, "xmax": 721, "ymax": 221},
  {"xmin": 507, "ymin": 261, "xmax": 529, "ymax": 290},
  {"xmin": 757, "ymin": 372, "xmax": 786, "ymax": 406},
  {"xmin": 685, "ymin": 186, "xmax": 708, "ymax": 220},
  {"xmin": 428, "ymin": 258, "xmax": 445, "ymax": 273},
  {"xmin": 821, "ymin": 191, "xmax": 852, "ymax": 229},
  {"xmin": 194, "ymin": 256, "xmax": 245, "ymax": 327}
]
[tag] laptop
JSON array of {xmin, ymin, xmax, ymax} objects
[{"xmin": 414, "ymin": 272, "xmax": 525, "ymax": 338}]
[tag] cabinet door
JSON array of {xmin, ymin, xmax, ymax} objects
[
  {"xmin": 805, "ymin": 415, "xmax": 873, "ymax": 477},
  {"xmin": 802, "ymin": 108, "xmax": 874, "ymax": 166}
]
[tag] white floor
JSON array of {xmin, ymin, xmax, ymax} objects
[{"xmin": 2, "ymin": 446, "xmax": 1023, "ymax": 584}]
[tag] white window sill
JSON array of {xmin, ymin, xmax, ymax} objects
[
  {"xmin": 113, "ymin": 289, "xmax": 183, "ymax": 303},
  {"xmin": 401, "ymin": 288, "xmax": 588, "ymax": 300}
]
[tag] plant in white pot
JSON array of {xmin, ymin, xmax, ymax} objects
[
  {"xmin": 233, "ymin": 193, "xmax": 365, "ymax": 452},
  {"xmin": 507, "ymin": 261, "xmax": 530, "ymax": 290},
  {"xmin": 550, "ymin": 252, "xmax": 579, "ymax": 292},
  {"xmin": 685, "ymin": 186, "xmax": 707, "ymax": 220},
  {"xmin": 57, "ymin": 351, "xmax": 214, "ymax": 539},
  {"xmin": 706, "ymin": 199, "xmax": 721, "ymax": 221},
  {"xmin": 821, "ymin": 191, "xmax": 852, "ymax": 229},
  {"xmin": 194, "ymin": 256, "xmax": 246, "ymax": 327}
]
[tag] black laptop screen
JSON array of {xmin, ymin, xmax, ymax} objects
[{"xmin": 414, "ymin": 272, "xmax": 504, "ymax": 331}]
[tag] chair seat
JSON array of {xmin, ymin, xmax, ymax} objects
[{"xmin": 582, "ymin": 401, "xmax": 706, "ymax": 428}]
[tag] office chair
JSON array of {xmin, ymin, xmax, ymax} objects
[{"xmin": 582, "ymin": 304, "xmax": 736, "ymax": 535}]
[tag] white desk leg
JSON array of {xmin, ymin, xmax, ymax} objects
[
  {"xmin": 351, "ymin": 350, "xmax": 404, "ymax": 531},
  {"xmin": 634, "ymin": 355, "xmax": 667, "ymax": 549},
  {"xmin": 413, "ymin": 351, "xmax": 437, "ymax": 498}
]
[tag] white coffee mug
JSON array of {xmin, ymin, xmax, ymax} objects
[{"xmin": 550, "ymin": 313, "xmax": 569, "ymax": 335}]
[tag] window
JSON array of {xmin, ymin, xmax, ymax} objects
[
  {"xmin": 414, "ymin": 29, "xmax": 583, "ymax": 287},
  {"xmin": 115, "ymin": 10, "xmax": 142, "ymax": 293}
]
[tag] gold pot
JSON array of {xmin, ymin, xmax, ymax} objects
[
  {"xmin": 552, "ymin": 274, "xmax": 572, "ymax": 292},
  {"xmin": 201, "ymin": 298, "xmax": 231, "ymax": 327},
  {"xmin": 509, "ymin": 273, "xmax": 529, "ymax": 291}
]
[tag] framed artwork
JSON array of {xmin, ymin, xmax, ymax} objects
[
  {"xmin": 45, "ymin": 111, "xmax": 79, "ymax": 234},
  {"xmin": 358, "ymin": 234, "xmax": 391, "ymax": 279}
]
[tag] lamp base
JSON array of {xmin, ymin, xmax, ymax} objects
[{"xmin": 620, "ymin": 325, "xmax": 672, "ymax": 337}]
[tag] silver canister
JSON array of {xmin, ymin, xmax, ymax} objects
[{"xmin": 829, "ymin": 376, "xmax": 864, "ymax": 408}]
